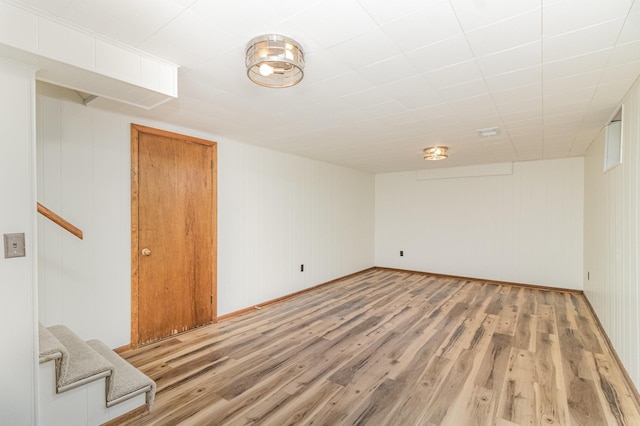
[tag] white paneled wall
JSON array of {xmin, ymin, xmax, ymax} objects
[
  {"xmin": 0, "ymin": 60, "xmax": 38, "ymax": 425},
  {"xmin": 37, "ymin": 85, "xmax": 134, "ymax": 347},
  {"xmin": 584, "ymin": 77, "xmax": 640, "ymax": 390},
  {"xmin": 218, "ymin": 141, "xmax": 374, "ymax": 314},
  {"xmin": 36, "ymin": 83, "xmax": 374, "ymax": 348},
  {"xmin": 375, "ymin": 158, "xmax": 584, "ymax": 289}
]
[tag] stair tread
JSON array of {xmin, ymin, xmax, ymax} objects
[
  {"xmin": 48, "ymin": 325, "xmax": 113, "ymax": 388},
  {"xmin": 87, "ymin": 339, "xmax": 156, "ymax": 409},
  {"xmin": 39, "ymin": 322, "xmax": 66, "ymax": 363}
]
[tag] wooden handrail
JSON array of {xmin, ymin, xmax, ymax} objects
[{"xmin": 37, "ymin": 202, "xmax": 83, "ymax": 240}]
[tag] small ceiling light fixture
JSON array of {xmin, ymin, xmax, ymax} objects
[
  {"xmin": 423, "ymin": 146, "xmax": 449, "ymax": 161},
  {"xmin": 477, "ymin": 127, "xmax": 499, "ymax": 137},
  {"xmin": 245, "ymin": 34, "xmax": 305, "ymax": 88}
]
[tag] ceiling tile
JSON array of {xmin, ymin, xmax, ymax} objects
[
  {"xmin": 591, "ymin": 79, "xmax": 637, "ymax": 105},
  {"xmin": 516, "ymin": 150, "xmax": 542, "ymax": 161},
  {"xmin": 339, "ymin": 87, "xmax": 392, "ymax": 107},
  {"xmin": 583, "ymin": 105, "xmax": 620, "ymax": 124},
  {"xmin": 543, "ymin": 87, "xmax": 595, "ymax": 108},
  {"xmin": 381, "ymin": 1, "xmax": 462, "ymax": 52},
  {"xmin": 265, "ymin": 0, "xmax": 322, "ymax": 18},
  {"xmin": 545, "ymin": 121, "xmax": 582, "ymax": 136},
  {"xmin": 301, "ymin": 48, "xmax": 354, "ymax": 83},
  {"xmin": 406, "ymin": 35, "xmax": 475, "ymax": 74},
  {"xmin": 487, "ymin": 141, "xmax": 518, "ymax": 155},
  {"xmin": 497, "ymin": 96, "xmax": 543, "ymax": 115},
  {"xmin": 601, "ymin": 62, "xmax": 640, "ymax": 83},
  {"xmin": 515, "ymin": 139, "xmax": 543, "ymax": 148},
  {"xmin": 618, "ymin": 4, "xmax": 640, "ymax": 44},
  {"xmin": 492, "ymin": 83, "xmax": 542, "ymax": 105},
  {"xmin": 288, "ymin": 0, "xmax": 377, "ymax": 48},
  {"xmin": 138, "ymin": 8, "xmax": 237, "ymax": 68},
  {"xmin": 359, "ymin": 54, "xmax": 420, "ymax": 86},
  {"xmin": 484, "ymin": 66, "xmax": 542, "ymax": 91},
  {"xmin": 543, "ymin": 0, "xmax": 633, "ymax": 37},
  {"xmin": 608, "ymin": 41, "xmax": 640, "ymax": 66},
  {"xmin": 329, "ymin": 28, "xmax": 400, "ymax": 69},
  {"xmin": 542, "ymin": 19, "xmax": 625, "ymax": 63},
  {"xmin": 450, "ymin": 0, "xmax": 541, "ymax": 32},
  {"xmin": 500, "ymin": 108, "xmax": 543, "ymax": 123},
  {"xmin": 357, "ymin": 0, "xmax": 442, "ymax": 25},
  {"xmin": 437, "ymin": 79, "xmax": 489, "ymax": 102},
  {"xmin": 444, "ymin": 94, "xmax": 496, "ymax": 113},
  {"xmin": 459, "ymin": 115, "xmax": 504, "ymax": 130},
  {"xmin": 182, "ymin": 50, "xmax": 247, "ymax": 91},
  {"xmin": 543, "ymin": 99, "xmax": 591, "ymax": 116},
  {"xmin": 465, "ymin": 8, "xmax": 541, "ymax": 57},
  {"xmin": 424, "ymin": 60, "xmax": 483, "ymax": 88},
  {"xmin": 190, "ymin": 0, "xmax": 286, "ymax": 36},
  {"xmin": 389, "ymin": 103, "xmax": 455, "ymax": 125},
  {"xmin": 64, "ymin": 0, "xmax": 189, "ymax": 46},
  {"xmin": 504, "ymin": 115, "xmax": 543, "ymax": 128},
  {"xmin": 361, "ymin": 100, "xmax": 407, "ymax": 117},
  {"xmin": 258, "ymin": 19, "xmax": 325, "ymax": 56},
  {"xmin": 543, "ymin": 71, "xmax": 601, "ymax": 95},
  {"xmin": 544, "ymin": 113, "xmax": 584, "ymax": 126},
  {"xmin": 543, "ymin": 49, "xmax": 611, "ymax": 79},
  {"xmin": 476, "ymin": 41, "xmax": 541, "ymax": 77},
  {"xmin": 570, "ymin": 127, "xmax": 602, "ymax": 153},
  {"xmin": 379, "ymin": 75, "xmax": 443, "ymax": 109},
  {"xmin": 304, "ymin": 70, "xmax": 375, "ymax": 99},
  {"xmin": 508, "ymin": 128, "xmax": 543, "ymax": 138}
]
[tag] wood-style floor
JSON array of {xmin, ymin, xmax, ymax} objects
[{"xmin": 119, "ymin": 268, "xmax": 640, "ymax": 426}]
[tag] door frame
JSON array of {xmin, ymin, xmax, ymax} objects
[{"xmin": 130, "ymin": 124, "xmax": 218, "ymax": 348}]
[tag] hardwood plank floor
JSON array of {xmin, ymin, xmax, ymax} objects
[{"xmin": 119, "ymin": 269, "xmax": 640, "ymax": 425}]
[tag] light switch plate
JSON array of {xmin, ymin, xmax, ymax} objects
[{"xmin": 4, "ymin": 233, "xmax": 26, "ymax": 258}]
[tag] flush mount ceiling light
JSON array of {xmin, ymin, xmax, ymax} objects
[
  {"xmin": 423, "ymin": 146, "xmax": 448, "ymax": 161},
  {"xmin": 477, "ymin": 127, "xmax": 499, "ymax": 137},
  {"xmin": 246, "ymin": 34, "xmax": 305, "ymax": 88}
]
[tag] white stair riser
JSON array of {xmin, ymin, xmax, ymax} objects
[{"xmin": 39, "ymin": 360, "xmax": 147, "ymax": 426}]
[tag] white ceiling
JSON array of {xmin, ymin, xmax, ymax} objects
[{"xmin": 10, "ymin": 0, "xmax": 640, "ymax": 173}]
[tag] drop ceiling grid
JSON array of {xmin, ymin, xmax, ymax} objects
[{"xmin": 5, "ymin": 0, "xmax": 640, "ymax": 172}]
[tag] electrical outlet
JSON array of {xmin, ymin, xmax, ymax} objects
[
  {"xmin": 400, "ymin": 250, "xmax": 404, "ymax": 257},
  {"xmin": 300, "ymin": 264, "xmax": 304, "ymax": 272}
]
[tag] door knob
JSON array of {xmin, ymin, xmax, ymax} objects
[{"xmin": 141, "ymin": 248, "xmax": 151, "ymax": 256}]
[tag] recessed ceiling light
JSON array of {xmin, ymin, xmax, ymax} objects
[{"xmin": 476, "ymin": 127, "xmax": 499, "ymax": 137}]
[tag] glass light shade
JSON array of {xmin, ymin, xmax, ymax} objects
[
  {"xmin": 246, "ymin": 34, "xmax": 305, "ymax": 88},
  {"xmin": 423, "ymin": 146, "xmax": 449, "ymax": 161}
]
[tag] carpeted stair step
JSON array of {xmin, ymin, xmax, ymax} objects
[
  {"xmin": 38, "ymin": 322, "xmax": 65, "ymax": 364},
  {"xmin": 87, "ymin": 339, "xmax": 156, "ymax": 409},
  {"xmin": 47, "ymin": 325, "xmax": 113, "ymax": 392}
]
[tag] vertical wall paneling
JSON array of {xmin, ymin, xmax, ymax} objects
[
  {"xmin": 216, "ymin": 139, "xmax": 374, "ymax": 314},
  {"xmin": 60, "ymin": 100, "xmax": 94, "ymax": 337},
  {"xmin": 584, "ymin": 76, "xmax": 640, "ymax": 390},
  {"xmin": 37, "ymin": 83, "xmax": 132, "ymax": 346},
  {"xmin": 375, "ymin": 158, "xmax": 584, "ymax": 289},
  {"xmin": 37, "ymin": 94, "xmax": 63, "ymax": 325},
  {"xmin": 36, "ymin": 83, "xmax": 375, "ymax": 347},
  {"xmin": 0, "ymin": 59, "xmax": 38, "ymax": 425}
]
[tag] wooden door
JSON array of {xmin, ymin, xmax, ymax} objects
[{"xmin": 131, "ymin": 124, "xmax": 217, "ymax": 346}]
